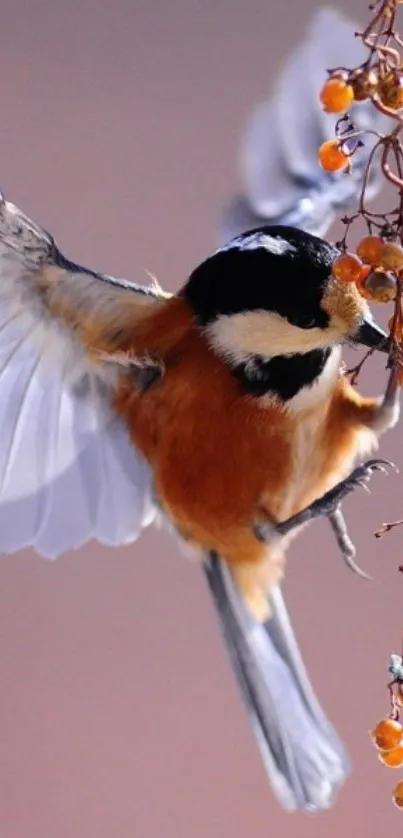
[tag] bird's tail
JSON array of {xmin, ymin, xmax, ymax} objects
[{"xmin": 203, "ymin": 553, "xmax": 350, "ymax": 813}]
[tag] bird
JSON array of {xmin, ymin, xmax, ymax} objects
[{"xmin": 0, "ymin": 6, "xmax": 398, "ymax": 817}]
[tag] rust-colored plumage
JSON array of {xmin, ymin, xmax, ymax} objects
[{"xmin": 112, "ymin": 296, "xmax": 383, "ymax": 619}]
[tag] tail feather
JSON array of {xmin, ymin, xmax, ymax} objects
[{"xmin": 203, "ymin": 553, "xmax": 350, "ymax": 813}]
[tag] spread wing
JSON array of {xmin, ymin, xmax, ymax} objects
[
  {"xmin": 222, "ymin": 7, "xmax": 390, "ymax": 242},
  {"xmin": 0, "ymin": 194, "xmax": 165, "ymax": 558},
  {"xmin": 0, "ymin": 6, "xmax": 386, "ymax": 560}
]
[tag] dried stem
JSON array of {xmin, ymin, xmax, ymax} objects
[{"xmin": 323, "ymin": 4, "xmax": 403, "ymax": 535}]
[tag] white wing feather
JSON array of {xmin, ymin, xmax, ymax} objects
[{"xmin": 0, "ymin": 195, "xmax": 159, "ymax": 558}]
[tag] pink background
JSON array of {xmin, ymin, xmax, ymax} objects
[{"xmin": 1, "ymin": 0, "xmax": 403, "ymax": 835}]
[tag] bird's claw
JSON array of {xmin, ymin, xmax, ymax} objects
[
  {"xmin": 254, "ymin": 458, "xmax": 396, "ymax": 581},
  {"xmin": 328, "ymin": 508, "xmax": 372, "ymax": 580},
  {"xmin": 317, "ymin": 458, "xmax": 396, "ymax": 515}
]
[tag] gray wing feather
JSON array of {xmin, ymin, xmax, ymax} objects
[
  {"xmin": 0, "ymin": 195, "xmax": 158, "ymax": 558},
  {"xmin": 222, "ymin": 7, "xmax": 389, "ymax": 242}
]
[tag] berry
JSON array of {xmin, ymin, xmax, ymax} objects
[
  {"xmin": 354, "ymin": 267, "xmax": 377, "ymax": 300},
  {"xmin": 320, "ymin": 77, "xmax": 354, "ymax": 113},
  {"xmin": 360, "ymin": 269, "xmax": 397, "ymax": 303},
  {"xmin": 393, "ymin": 779, "xmax": 403, "ymax": 809},
  {"xmin": 350, "ymin": 68, "xmax": 378, "ymax": 101},
  {"xmin": 318, "ymin": 140, "xmax": 349, "ymax": 172},
  {"xmin": 379, "ymin": 72, "xmax": 403, "ymax": 110},
  {"xmin": 356, "ymin": 236, "xmax": 385, "ymax": 266},
  {"xmin": 379, "ymin": 746, "xmax": 403, "ymax": 767},
  {"xmin": 379, "ymin": 242, "xmax": 403, "ymax": 271},
  {"xmin": 371, "ymin": 719, "xmax": 403, "ymax": 751},
  {"xmin": 331, "ymin": 253, "xmax": 366, "ymax": 284}
]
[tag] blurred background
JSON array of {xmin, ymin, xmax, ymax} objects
[{"xmin": 0, "ymin": 0, "xmax": 402, "ymax": 835}]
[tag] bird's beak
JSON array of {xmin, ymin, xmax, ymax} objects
[{"xmin": 352, "ymin": 316, "xmax": 390, "ymax": 353}]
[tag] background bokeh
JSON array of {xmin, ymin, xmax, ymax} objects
[{"xmin": 1, "ymin": 0, "xmax": 403, "ymax": 835}]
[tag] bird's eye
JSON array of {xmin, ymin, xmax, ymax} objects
[{"xmin": 288, "ymin": 313, "xmax": 316, "ymax": 329}]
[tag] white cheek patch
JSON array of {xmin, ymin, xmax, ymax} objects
[{"xmin": 206, "ymin": 309, "xmax": 343, "ymax": 366}]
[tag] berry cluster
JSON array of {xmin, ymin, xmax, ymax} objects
[
  {"xmin": 370, "ymin": 655, "xmax": 403, "ymax": 807},
  {"xmin": 331, "ymin": 236, "xmax": 401, "ymax": 302},
  {"xmin": 318, "ymin": 63, "xmax": 403, "ymax": 173},
  {"xmin": 317, "ymin": 0, "xmax": 403, "ymax": 367}
]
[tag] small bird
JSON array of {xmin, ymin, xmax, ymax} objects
[{"xmin": 0, "ymin": 7, "xmax": 398, "ymax": 816}]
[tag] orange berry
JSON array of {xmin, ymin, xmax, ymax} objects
[
  {"xmin": 371, "ymin": 719, "xmax": 403, "ymax": 751},
  {"xmin": 379, "ymin": 242, "xmax": 403, "ymax": 271},
  {"xmin": 356, "ymin": 236, "xmax": 385, "ymax": 266},
  {"xmin": 320, "ymin": 77, "xmax": 354, "ymax": 113},
  {"xmin": 379, "ymin": 72, "xmax": 403, "ymax": 110},
  {"xmin": 355, "ymin": 266, "xmax": 378, "ymax": 299},
  {"xmin": 379, "ymin": 745, "xmax": 403, "ymax": 767},
  {"xmin": 350, "ymin": 68, "xmax": 379, "ymax": 101},
  {"xmin": 318, "ymin": 140, "xmax": 349, "ymax": 172},
  {"xmin": 393, "ymin": 779, "xmax": 403, "ymax": 809},
  {"xmin": 331, "ymin": 253, "xmax": 366, "ymax": 284},
  {"xmin": 360, "ymin": 269, "xmax": 397, "ymax": 303}
]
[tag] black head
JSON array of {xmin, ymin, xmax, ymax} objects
[
  {"xmin": 182, "ymin": 226, "xmax": 388, "ymax": 402},
  {"xmin": 183, "ymin": 226, "xmax": 387, "ymax": 355},
  {"xmin": 184, "ymin": 226, "xmax": 336, "ymax": 330}
]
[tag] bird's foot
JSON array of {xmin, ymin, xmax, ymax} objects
[{"xmin": 254, "ymin": 459, "xmax": 396, "ymax": 578}]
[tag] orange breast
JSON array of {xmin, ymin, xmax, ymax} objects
[
  {"xmin": 111, "ymin": 296, "xmax": 383, "ymax": 618},
  {"xmin": 113, "ymin": 297, "xmax": 376, "ymax": 547}
]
